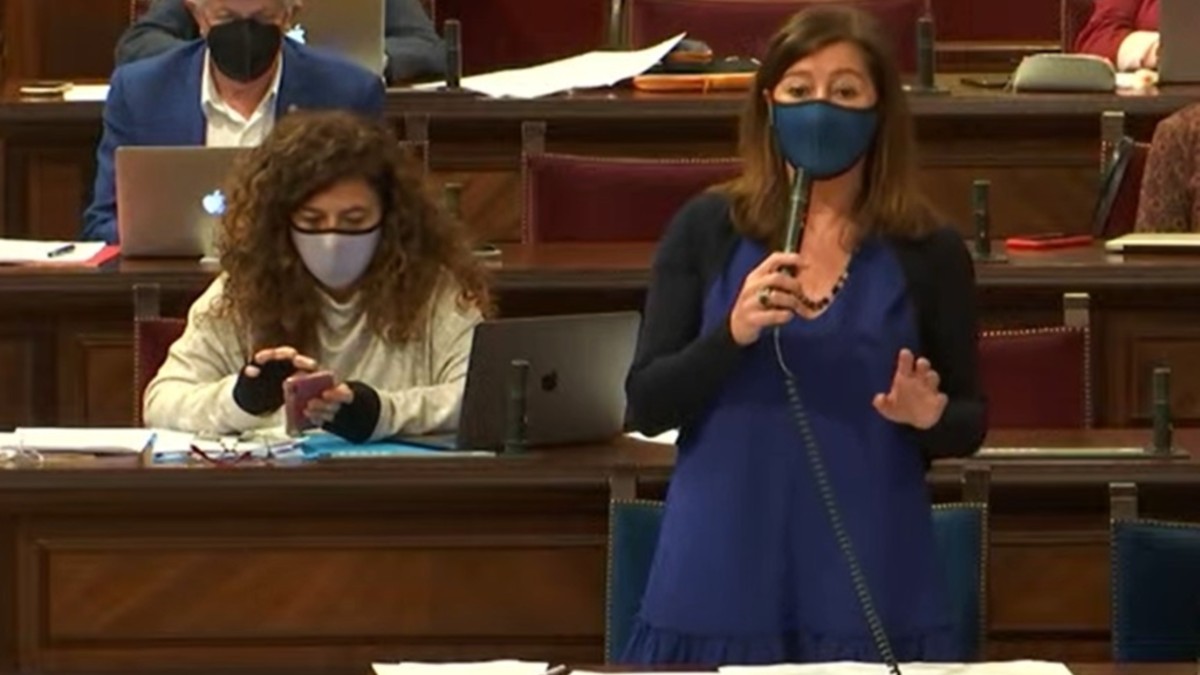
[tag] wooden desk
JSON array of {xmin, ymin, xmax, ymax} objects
[
  {"xmin": 0, "ymin": 431, "xmax": 1194, "ymax": 671},
  {"xmin": 1, "ymin": 81, "xmax": 1197, "ymax": 245},
  {"xmin": 3, "ymin": 244, "xmax": 1200, "ymax": 430}
]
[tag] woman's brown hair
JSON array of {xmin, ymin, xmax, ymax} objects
[
  {"xmin": 214, "ymin": 110, "xmax": 491, "ymax": 352},
  {"xmin": 722, "ymin": 4, "xmax": 934, "ymax": 243}
]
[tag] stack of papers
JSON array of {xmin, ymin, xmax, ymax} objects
[
  {"xmin": 0, "ymin": 239, "xmax": 109, "ymax": 265},
  {"xmin": 720, "ymin": 662, "xmax": 1072, "ymax": 675},
  {"xmin": 373, "ymin": 661, "xmax": 549, "ymax": 675},
  {"xmin": 8, "ymin": 428, "xmax": 156, "ymax": 454},
  {"xmin": 413, "ymin": 34, "xmax": 685, "ymax": 99}
]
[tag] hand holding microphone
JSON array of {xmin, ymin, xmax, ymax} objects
[{"xmin": 729, "ymin": 252, "xmax": 806, "ymax": 345}]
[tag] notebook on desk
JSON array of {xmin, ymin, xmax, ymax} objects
[
  {"xmin": 400, "ymin": 312, "xmax": 640, "ymax": 451},
  {"xmin": 1158, "ymin": 0, "xmax": 1200, "ymax": 84},
  {"xmin": 1104, "ymin": 232, "xmax": 1200, "ymax": 253}
]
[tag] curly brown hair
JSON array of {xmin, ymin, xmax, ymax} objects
[{"xmin": 214, "ymin": 110, "xmax": 491, "ymax": 353}]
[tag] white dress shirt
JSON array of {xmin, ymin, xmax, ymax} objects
[{"xmin": 201, "ymin": 53, "xmax": 284, "ymax": 148}]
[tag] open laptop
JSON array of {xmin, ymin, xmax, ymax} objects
[
  {"xmin": 116, "ymin": 146, "xmax": 244, "ymax": 258},
  {"xmin": 289, "ymin": 0, "xmax": 386, "ymax": 77},
  {"xmin": 402, "ymin": 312, "xmax": 641, "ymax": 451},
  {"xmin": 1158, "ymin": 0, "xmax": 1200, "ymax": 84}
]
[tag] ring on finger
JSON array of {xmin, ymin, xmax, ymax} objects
[{"xmin": 757, "ymin": 286, "xmax": 772, "ymax": 309}]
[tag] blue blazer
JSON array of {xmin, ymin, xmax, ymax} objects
[{"xmin": 81, "ymin": 39, "xmax": 387, "ymax": 244}]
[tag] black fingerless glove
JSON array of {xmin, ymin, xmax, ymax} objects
[
  {"xmin": 323, "ymin": 381, "xmax": 382, "ymax": 444},
  {"xmin": 232, "ymin": 359, "xmax": 297, "ymax": 416}
]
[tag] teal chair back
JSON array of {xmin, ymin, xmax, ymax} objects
[
  {"xmin": 931, "ymin": 503, "xmax": 988, "ymax": 661},
  {"xmin": 1111, "ymin": 518, "xmax": 1200, "ymax": 662},
  {"xmin": 606, "ymin": 500, "xmax": 665, "ymax": 663},
  {"xmin": 605, "ymin": 499, "xmax": 987, "ymax": 663}
]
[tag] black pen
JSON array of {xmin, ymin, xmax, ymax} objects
[
  {"xmin": 544, "ymin": 666, "xmax": 571, "ymax": 675},
  {"xmin": 46, "ymin": 243, "xmax": 75, "ymax": 258}
]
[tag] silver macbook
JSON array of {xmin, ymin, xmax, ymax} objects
[
  {"xmin": 1158, "ymin": 0, "xmax": 1200, "ymax": 83},
  {"xmin": 116, "ymin": 146, "xmax": 244, "ymax": 258},
  {"xmin": 402, "ymin": 312, "xmax": 641, "ymax": 451},
  {"xmin": 290, "ymin": 0, "xmax": 386, "ymax": 76}
]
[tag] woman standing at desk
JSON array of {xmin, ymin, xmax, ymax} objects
[
  {"xmin": 623, "ymin": 5, "xmax": 985, "ymax": 666},
  {"xmin": 144, "ymin": 111, "xmax": 489, "ymax": 442}
]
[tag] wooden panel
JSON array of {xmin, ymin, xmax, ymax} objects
[
  {"xmin": 1105, "ymin": 311, "xmax": 1200, "ymax": 425},
  {"xmin": 430, "ymin": 171, "xmax": 520, "ymax": 244},
  {"xmin": 16, "ymin": 485, "xmax": 613, "ymax": 671},
  {"xmin": 56, "ymin": 325, "xmax": 133, "ymax": 427},
  {"xmin": 4, "ymin": 0, "xmax": 127, "ymax": 81},
  {"xmin": 989, "ymin": 539, "xmax": 1110, "ymax": 631},
  {"xmin": 0, "ymin": 334, "xmax": 36, "ymax": 428},
  {"xmin": 26, "ymin": 150, "xmax": 93, "ymax": 241},
  {"xmin": 44, "ymin": 541, "xmax": 603, "ymax": 638}
]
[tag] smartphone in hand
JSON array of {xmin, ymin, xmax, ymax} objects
[{"xmin": 283, "ymin": 371, "xmax": 336, "ymax": 435}]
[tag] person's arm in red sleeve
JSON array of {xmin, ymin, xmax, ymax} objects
[{"xmin": 1074, "ymin": 0, "xmax": 1159, "ymax": 70}]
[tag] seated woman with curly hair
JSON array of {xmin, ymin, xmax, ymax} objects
[{"xmin": 144, "ymin": 111, "xmax": 490, "ymax": 442}]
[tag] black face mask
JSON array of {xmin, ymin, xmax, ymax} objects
[{"xmin": 206, "ymin": 18, "xmax": 282, "ymax": 83}]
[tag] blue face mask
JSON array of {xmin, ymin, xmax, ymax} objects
[{"xmin": 770, "ymin": 100, "xmax": 879, "ymax": 180}]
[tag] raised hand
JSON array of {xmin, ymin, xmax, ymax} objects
[{"xmin": 872, "ymin": 349, "xmax": 948, "ymax": 430}]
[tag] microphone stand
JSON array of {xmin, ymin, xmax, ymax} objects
[
  {"xmin": 971, "ymin": 179, "xmax": 1007, "ymax": 263},
  {"xmin": 907, "ymin": 13, "xmax": 948, "ymax": 96}
]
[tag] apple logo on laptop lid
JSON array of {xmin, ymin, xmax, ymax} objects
[{"xmin": 202, "ymin": 189, "xmax": 226, "ymax": 217}]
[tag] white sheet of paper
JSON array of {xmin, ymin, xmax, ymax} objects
[
  {"xmin": 0, "ymin": 239, "xmax": 106, "ymax": 264},
  {"xmin": 720, "ymin": 661, "xmax": 1073, "ymax": 675},
  {"xmin": 373, "ymin": 661, "xmax": 549, "ymax": 675},
  {"xmin": 626, "ymin": 429, "xmax": 679, "ymax": 445},
  {"xmin": 62, "ymin": 84, "xmax": 111, "ymax": 102},
  {"xmin": 413, "ymin": 34, "xmax": 685, "ymax": 99},
  {"xmin": 13, "ymin": 428, "xmax": 156, "ymax": 454}
]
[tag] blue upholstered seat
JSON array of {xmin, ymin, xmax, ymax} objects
[
  {"xmin": 1111, "ymin": 518, "xmax": 1200, "ymax": 662},
  {"xmin": 605, "ymin": 499, "xmax": 987, "ymax": 663}
]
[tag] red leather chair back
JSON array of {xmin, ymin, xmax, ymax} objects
[
  {"xmin": 133, "ymin": 283, "xmax": 186, "ymax": 426},
  {"xmin": 134, "ymin": 319, "xmax": 186, "ymax": 426},
  {"xmin": 628, "ymin": 0, "xmax": 919, "ymax": 71},
  {"xmin": 434, "ymin": 0, "xmax": 611, "ymax": 73},
  {"xmin": 979, "ymin": 326, "xmax": 1091, "ymax": 429},
  {"xmin": 522, "ymin": 154, "xmax": 742, "ymax": 242}
]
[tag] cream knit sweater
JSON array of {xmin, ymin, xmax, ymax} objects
[{"xmin": 143, "ymin": 275, "xmax": 482, "ymax": 440}]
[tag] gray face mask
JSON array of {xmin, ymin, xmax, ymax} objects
[{"xmin": 290, "ymin": 227, "xmax": 381, "ymax": 290}]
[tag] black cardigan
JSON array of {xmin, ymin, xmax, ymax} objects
[{"xmin": 625, "ymin": 192, "xmax": 987, "ymax": 461}]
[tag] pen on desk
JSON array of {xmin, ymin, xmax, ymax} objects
[
  {"xmin": 544, "ymin": 665, "xmax": 571, "ymax": 675},
  {"xmin": 46, "ymin": 244, "xmax": 75, "ymax": 258}
]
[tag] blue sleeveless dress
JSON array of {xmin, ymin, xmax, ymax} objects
[{"xmin": 621, "ymin": 235, "xmax": 956, "ymax": 665}]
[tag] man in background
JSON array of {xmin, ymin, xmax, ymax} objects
[
  {"xmin": 82, "ymin": 0, "xmax": 386, "ymax": 243},
  {"xmin": 117, "ymin": 0, "xmax": 446, "ymax": 84}
]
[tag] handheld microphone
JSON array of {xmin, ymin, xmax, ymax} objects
[
  {"xmin": 972, "ymin": 179, "xmax": 1006, "ymax": 263},
  {"xmin": 1151, "ymin": 366, "xmax": 1173, "ymax": 455},
  {"xmin": 504, "ymin": 359, "xmax": 530, "ymax": 454},
  {"xmin": 444, "ymin": 19, "xmax": 462, "ymax": 90},
  {"xmin": 782, "ymin": 168, "xmax": 812, "ymax": 258}
]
